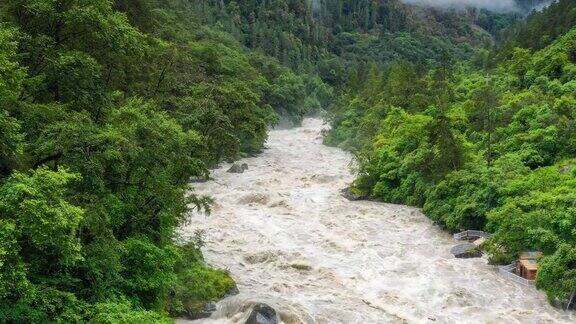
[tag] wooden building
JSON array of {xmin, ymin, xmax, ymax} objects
[{"xmin": 516, "ymin": 251, "xmax": 543, "ymax": 280}]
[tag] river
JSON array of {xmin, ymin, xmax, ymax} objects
[{"xmin": 178, "ymin": 119, "xmax": 573, "ymax": 323}]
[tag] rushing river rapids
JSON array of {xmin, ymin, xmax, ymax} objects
[{"xmin": 178, "ymin": 119, "xmax": 573, "ymax": 323}]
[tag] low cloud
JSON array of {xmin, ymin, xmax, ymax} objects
[
  {"xmin": 531, "ymin": 1, "xmax": 554, "ymax": 11},
  {"xmin": 401, "ymin": 0, "xmax": 521, "ymax": 12}
]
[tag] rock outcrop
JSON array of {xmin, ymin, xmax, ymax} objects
[
  {"xmin": 245, "ymin": 303, "xmax": 278, "ymax": 324},
  {"xmin": 450, "ymin": 243, "xmax": 482, "ymax": 259},
  {"xmin": 340, "ymin": 187, "xmax": 365, "ymax": 201},
  {"xmin": 228, "ymin": 163, "xmax": 249, "ymax": 173},
  {"xmin": 195, "ymin": 302, "xmax": 217, "ymax": 319}
]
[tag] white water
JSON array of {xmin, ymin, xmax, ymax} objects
[{"xmin": 178, "ymin": 119, "xmax": 573, "ymax": 324}]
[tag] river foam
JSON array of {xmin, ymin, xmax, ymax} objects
[{"xmin": 178, "ymin": 118, "xmax": 573, "ymax": 323}]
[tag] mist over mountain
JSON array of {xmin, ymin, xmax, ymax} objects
[{"xmin": 400, "ymin": 0, "xmax": 553, "ymax": 13}]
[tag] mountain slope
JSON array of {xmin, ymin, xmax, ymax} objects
[
  {"xmin": 326, "ymin": 3, "xmax": 576, "ymax": 304},
  {"xmin": 0, "ymin": 0, "xmax": 331, "ymax": 321},
  {"xmin": 188, "ymin": 0, "xmax": 521, "ymax": 84}
]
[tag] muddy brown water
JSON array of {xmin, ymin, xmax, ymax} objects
[{"xmin": 178, "ymin": 119, "xmax": 573, "ymax": 324}]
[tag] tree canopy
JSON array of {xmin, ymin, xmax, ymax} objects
[{"xmin": 326, "ymin": 4, "xmax": 576, "ymax": 302}]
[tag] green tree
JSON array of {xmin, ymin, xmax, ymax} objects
[{"xmin": 0, "ymin": 168, "xmax": 84, "ymax": 321}]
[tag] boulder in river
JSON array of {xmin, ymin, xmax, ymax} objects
[
  {"xmin": 245, "ymin": 303, "xmax": 278, "ymax": 324},
  {"xmin": 189, "ymin": 175, "xmax": 210, "ymax": 183},
  {"xmin": 228, "ymin": 163, "xmax": 249, "ymax": 173},
  {"xmin": 195, "ymin": 302, "xmax": 217, "ymax": 319},
  {"xmin": 182, "ymin": 285, "xmax": 239, "ymax": 320},
  {"xmin": 340, "ymin": 187, "xmax": 366, "ymax": 201},
  {"xmin": 290, "ymin": 261, "xmax": 312, "ymax": 271}
]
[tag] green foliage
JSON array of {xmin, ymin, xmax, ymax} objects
[
  {"xmin": 0, "ymin": 110, "xmax": 23, "ymax": 176},
  {"xmin": 184, "ymin": 0, "xmax": 515, "ymax": 89},
  {"xmin": 0, "ymin": 0, "xmax": 301, "ymax": 321},
  {"xmin": 0, "ymin": 27, "xmax": 25, "ymax": 176},
  {"xmin": 487, "ymin": 164, "xmax": 576, "ymax": 259},
  {"xmin": 503, "ymin": 0, "xmax": 576, "ymax": 51},
  {"xmin": 328, "ymin": 20, "xmax": 576, "ymax": 302},
  {"xmin": 537, "ymin": 244, "xmax": 576, "ymax": 303},
  {"xmin": 120, "ymin": 238, "xmax": 179, "ymax": 310},
  {"xmin": 268, "ymin": 72, "xmax": 306, "ymax": 124},
  {"xmin": 0, "ymin": 27, "xmax": 25, "ymax": 99},
  {"xmin": 91, "ymin": 299, "xmax": 171, "ymax": 324},
  {"xmin": 169, "ymin": 244, "xmax": 236, "ymax": 317},
  {"xmin": 424, "ymin": 166, "xmax": 493, "ymax": 231},
  {"xmin": 0, "ymin": 168, "xmax": 85, "ymax": 321}
]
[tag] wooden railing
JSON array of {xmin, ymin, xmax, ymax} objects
[
  {"xmin": 453, "ymin": 230, "xmax": 491, "ymax": 240},
  {"xmin": 498, "ymin": 263, "xmax": 535, "ymax": 287}
]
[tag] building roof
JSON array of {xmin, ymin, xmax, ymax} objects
[
  {"xmin": 472, "ymin": 237, "xmax": 486, "ymax": 247},
  {"xmin": 519, "ymin": 259, "xmax": 539, "ymax": 271}
]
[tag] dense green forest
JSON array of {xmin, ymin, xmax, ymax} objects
[
  {"xmin": 0, "ymin": 0, "xmax": 329, "ymax": 321},
  {"xmin": 327, "ymin": 0, "xmax": 576, "ymax": 306},
  {"xmin": 1, "ymin": 0, "xmax": 574, "ymax": 321}
]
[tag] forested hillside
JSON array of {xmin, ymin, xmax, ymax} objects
[
  {"xmin": 1, "ymin": 0, "xmax": 573, "ymax": 322},
  {"xmin": 503, "ymin": 0, "xmax": 576, "ymax": 50},
  {"xmin": 327, "ymin": 0, "xmax": 576, "ymax": 306},
  {"xmin": 0, "ymin": 0, "xmax": 327, "ymax": 321},
  {"xmin": 191, "ymin": 0, "xmax": 524, "ymax": 87}
]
